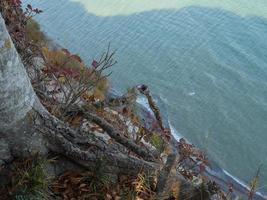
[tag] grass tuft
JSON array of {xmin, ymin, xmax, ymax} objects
[{"xmin": 1, "ymin": 155, "xmax": 50, "ymax": 200}]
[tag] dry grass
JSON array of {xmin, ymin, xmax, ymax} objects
[{"xmin": 0, "ymin": 156, "xmax": 50, "ymax": 200}]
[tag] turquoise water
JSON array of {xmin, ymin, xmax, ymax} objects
[{"xmin": 23, "ymin": 0, "xmax": 267, "ymax": 192}]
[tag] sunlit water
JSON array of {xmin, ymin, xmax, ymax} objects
[{"xmin": 23, "ymin": 0, "xmax": 267, "ymax": 192}]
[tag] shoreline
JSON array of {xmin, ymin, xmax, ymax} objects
[
  {"xmin": 40, "ymin": 32, "xmax": 267, "ymax": 199},
  {"xmin": 130, "ymin": 89, "xmax": 267, "ymax": 200}
]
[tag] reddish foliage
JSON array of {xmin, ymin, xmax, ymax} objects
[
  {"xmin": 228, "ymin": 183, "xmax": 234, "ymax": 193},
  {"xmin": 199, "ymin": 163, "xmax": 206, "ymax": 173},
  {"xmin": 11, "ymin": 0, "xmax": 21, "ymax": 7},
  {"xmin": 70, "ymin": 54, "xmax": 82, "ymax": 63},
  {"xmin": 92, "ymin": 60, "xmax": 99, "ymax": 68},
  {"xmin": 26, "ymin": 4, "xmax": 43, "ymax": 14},
  {"xmin": 61, "ymin": 48, "xmax": 71, "ymax": 56},
  {"xmin": 177, "ymin": 138, "xmax": 209, "ymax": 180},
  {"xmin": 0, "ymin": 0, "xmax": 43, "ymax": 64}
]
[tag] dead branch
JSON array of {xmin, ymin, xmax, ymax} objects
[
  {"xmin": 69, "ymin": 106, "xmax": 160, "ymax": 162},
  {"xmin": 137, "ymin": 85, "xmax": 165, "ymax": 131}
]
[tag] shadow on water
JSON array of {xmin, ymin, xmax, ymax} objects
[{"xmin": 24, "ymin": 0, "xmax": 267, "ymax": 197}]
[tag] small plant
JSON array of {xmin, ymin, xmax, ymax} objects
[
  {"xmin": 39, "ymin": 46, "xmax": 115, "ymax": 118},
  {"xmin": 177, "ymin": 138, "xmax": 209, "ymax": 180},
  {"xmin": 247, "ymin": 165, "xmax": 262, "ymax": 200},
  {"xmin": 24, "ymin": 4, "xmax": 43, "ymax": 19},
  {"xmin": 86, "ymin": 158, "xmax": 111, "ymax": 193},
  {"xmin": 1, "ymin": 155, "xmax": 50, "ymax": 200},
  {"xmin": 0, "ymin": 0, "xmax": 43, "ymax": 64},
  {"xmin": 118, "ymin": 172, "xmax": 156, "ymax": 200},
  {"xmin": 26, "ymin": 19, "xmax": 47, "ymax": 48},
  {"xmin": 132, "ymin": 172, "xmax": 156, "ymax": 200},
  {"xmin": 121, "ymin": 188, "xmax": 137, "ymax": 200},
  {"xmin": 150, "ymin": 132, "xmax": 165, "ymax": 152}
]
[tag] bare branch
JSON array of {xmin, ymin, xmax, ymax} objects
[{"xmin": 70, "ymin": 106, "xmax": 160, "ymax": 162}]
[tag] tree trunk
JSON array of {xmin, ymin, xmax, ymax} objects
[
  {"xmin": 0, "ymin": 14, "xmax": 48, "ymax": 163},
  {"xmin": 0, "ymin": 13, "xmax": 202, "ymax": 199},
  {"xmin": 0, "ymin": 13, "xmax": 157, "ymax": 176}
]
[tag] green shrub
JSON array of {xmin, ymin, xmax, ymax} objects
[
  {"xmin": 150, "ymin": 132, "xmax": 165, "ymax": 153},
  {"xmin": 26, "ymin": 19, "xmax": 47, "ymax": 47}
]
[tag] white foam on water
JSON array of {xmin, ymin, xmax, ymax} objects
[
  {"xmin": 222, "ymin": 169, "xmax": 265, "ymax": 197},
  {"xmin": 136, "ymin": 93, "xmax": 190, "ymax": 143},
  {"xmin": 137, "ymin": 95, "xmax": 185, "ymax": 140},
  {"xmin": 188, "ymin": 91, "xmax": 196, "ymax": 96},
  {"xmin": 169, "ymin": 122, "xmax": 183, "ymax": 141},
  {"xmin": 136, "ymin": 96, "xmax": 153, "ymax": 113},
  {"xmin": 223, "ymin": 169, "xmax": 249, "ymax": 189},
  {"xmin": 137, "ymin": 95, "xmax": 182, "ymax": 139}
]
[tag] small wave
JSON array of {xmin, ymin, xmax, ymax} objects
[
  {"xmin": 136, "ymin": 96, "xmax": 154, "ymax": 113},
  {"xmin": 222, "ymin": 170, "xmax": 266, "ymax": 198},
  {"xmin": 188, "ymin": 91, "xmax": 196, "ymax": 96},
  {"xmin": 222, "ymin": 169, "xmax": 249, "ymax": 190},
  {"xmin": 169, "ymin": 122, "xmax": 183, "ymax": 140}
]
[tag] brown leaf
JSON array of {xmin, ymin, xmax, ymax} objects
[
  {"xmin": 71, "ymin": 54, "xmax": 83, "ymax": 63},
  {"xmin": 105, "ymin": 194, "xmax": 112, "ymax": 200},
  {"xmin": 62, "ymin": 48, "xmax": 71, "ymax": 56},
  {"xmin": 114, "ymin": 196, "xmax": 121, "ymax": 200},
  {"xmin": 70, "ymin": 177, "xmax": 82, "ymax": 184}
]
